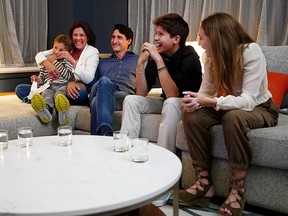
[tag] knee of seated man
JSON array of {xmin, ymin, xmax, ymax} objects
[
  {"xmin": 123, "ymin": 94, "xmax": 141, "ymax": 105},
  {"xmin": 163, "ymin": 97, "xmax": 181, "ymax": 109},
  {"xmin": 98, "ymin": 76, "xmax": 112, "ymax": 86}
]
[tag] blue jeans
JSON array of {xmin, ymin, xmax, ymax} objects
[
  {"xmin": 69, "ymin": 88, "xmax": 89, "ymax": 105},
  {"xmin": 89, "ymin": 77, "xmax": 128, "ymax": 136},
  {"xmin": 68, "ymin": 81, "xmax": 95, "ymax": 105},
  {"xmin": 15, "ymin": 83, "xmax": 90, "ymax": 105},
  {"xmin": 15, "ymin": 84, "xmax": 32, "ymax": 103}
]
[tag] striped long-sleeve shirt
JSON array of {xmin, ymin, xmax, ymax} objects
[{"xmin": 38, "ymin": 58, "xmax": 74, "ymax": 85}]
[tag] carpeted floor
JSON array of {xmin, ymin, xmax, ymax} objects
[{"xmin": 159, "ymin": 196, "xmax": 288, "ymax": 216}]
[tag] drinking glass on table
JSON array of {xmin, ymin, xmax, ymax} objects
[
  {"xmin": 129, "ymin": 138, "xmax": 149, "ymax": 163},
  {"xmin": 0, "ymin": 130, "xmax": 8, "ymax": 151},
  {"xmin": 113, "ymin": 130, "xmax": 129, "ymax": 152},
  {"xmin": 17, "ymin": 127, "xmax": 33, "ymax": 148},
  {"xmin": 57, "ymin": 126, "xmax": 72, "ymax": 146}
]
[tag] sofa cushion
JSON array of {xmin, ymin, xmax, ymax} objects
[
  {"xmin": 75, "ymin": 108, "xmax": 122, "ymax": 132},
  {"xmin": 139, "ymin": 114, "xmax": 162, "ymax": 143},
  {"xmin": 75, "ymin": 106, "xmax": 90, "ymax": 132},
  {"xmin": 261, "ymin": 46, "xmax": 288, "ymax": 73},
  {"xmin": 115, "ymin": 91, "xmax": 128, "ymax": 111},
  {"xmin": 0, "ymin": 95, "xmax": 81, "ymax": 140},
  {"xmin": 176, "ymin": 113, "xmax": 288, "ymax": 170}
]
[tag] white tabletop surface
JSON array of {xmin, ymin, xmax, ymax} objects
[{"xmin": 0, "ymin": 135, "xmax": 182, "ymax": 216}]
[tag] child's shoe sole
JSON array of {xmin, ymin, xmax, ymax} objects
[
  {"xmin": 31, "ymin": 93, "xmax": 52, "ymax": 123},
  {"xmin": 55, "ymin": 94, "xmax": 70, "ymax": 125}
]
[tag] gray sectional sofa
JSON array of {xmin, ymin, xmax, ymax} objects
[{"xmin": 0, "ymin": 46, "xmax": 287, "ymax": 214}]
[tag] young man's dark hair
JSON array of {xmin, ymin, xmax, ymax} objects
[
  {"xmin": 113, "ymin": 24, "xmax": 134, "ymax": 48},
  {"xmin": 153, "ymin": 13, "xmax": 189, "ymax": 47}
]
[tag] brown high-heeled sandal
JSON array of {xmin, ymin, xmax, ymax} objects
[
  {"xmin": 179, "ymin": 167, "xmax": 213, "ymax": 207},
  {"xmin": 219, "ymin": 176, "xmax": 246, "ymax": 216}
]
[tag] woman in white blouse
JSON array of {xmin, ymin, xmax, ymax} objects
[
  {"xmin": 179, "ymin": 12, "xmax": 278, "ymax": 216},
  {"xmin": 18, "ymin": 20, "xmax": 99, "ymax": 105}
]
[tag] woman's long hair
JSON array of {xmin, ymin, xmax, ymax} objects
[{"xmin": 201, "ymin": 13, "xmax": 254, "ymax": 95}]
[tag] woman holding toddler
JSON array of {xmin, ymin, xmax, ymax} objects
[{"xmin": 16, "ymin": 20, "xmax": 99, "ymax": 105}]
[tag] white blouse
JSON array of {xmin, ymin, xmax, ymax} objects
[
  {"xmin": 35, "ymin": 44, "xmax": 99, "ymax": 84},
  {"xmin": 199, "ymin": 43, "xmax": 272, "ymax": 111}
]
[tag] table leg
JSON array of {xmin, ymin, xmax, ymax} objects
[{"xmin": 173, "ymin": 180, "xmax": 179, "ymax": 216}]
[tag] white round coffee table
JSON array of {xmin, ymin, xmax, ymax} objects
[{"xmin": 0, "ymin": 135, "xmax": 182, "ymax": 216}]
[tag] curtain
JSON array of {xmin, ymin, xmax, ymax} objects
[
  {"xmin": 128, "ymin": 0, "xmax": 288, "ymax": 55},
  {"xmin": 0, "ymin": 0, "xmax": 47, "ymax": 67}
]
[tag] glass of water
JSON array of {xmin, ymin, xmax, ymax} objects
[
  {"xmin": 113, "ymin": 130, "xmax": 129, "ymax": 152},
  {"xmin": 17, "ymin": 127, "xmax": 33, "ymax": 148},
  {"xmin": 130, "ymin": 138, "xmax": 149, "ymax": 163},
  {"xmin": 0, "ymin": 130, "xmax": 9, "ymax": 151},
  {"xmin": 58, "ymin": 126, "xmax": 72, "ymax": 146}
]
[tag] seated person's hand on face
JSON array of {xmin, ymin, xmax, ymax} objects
[
  {"xmin": 57, "ymin": 51, "xmax": 72, "ymax": 63},
  {"xmin": 141, "ymin": 43, "xmax": 160, "ymax": 62}
]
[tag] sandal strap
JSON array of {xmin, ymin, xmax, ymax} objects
[
  {"xmin": 179, "ymin": 167, "xmax": 213, "ymax": 204},
  {"xmin": 218, "ymin": 175, "xmax": 246, "ymax": 216},
  {"xmin": 230, "ymin": 176, "xmax": 245, "ymax": 194},
  {"xmin": 228, "ymin": 176, "xmax": 246, "ymax": 208},
  {"xmin": 192, "ymin": 167, "xmax": 212, "ymax": 194},
  {"xmin": 229, "ymin": 189, "xmax": 243, "ymax": 202}
]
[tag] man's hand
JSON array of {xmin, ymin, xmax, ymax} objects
[
  {"xmin": 141, "ymin": 42, "xmax": 162, "ymax": 63},
  {"xmin": 138, "ymin": 48, "xmax": 150, "ymax": 65}
]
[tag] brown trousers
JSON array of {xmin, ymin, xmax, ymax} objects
[{"xmin": 182, "ymin": 98, "xmax": 279, "ymax": 170}]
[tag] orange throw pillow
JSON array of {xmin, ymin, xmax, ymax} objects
[{"xmin": 267, "ymin": 72, "xmax": 288, "ymax": 108}]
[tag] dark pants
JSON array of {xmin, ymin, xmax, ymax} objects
[{"xmin": 182, "ymin": 99, "xmax": 279, "ymax": 170}]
